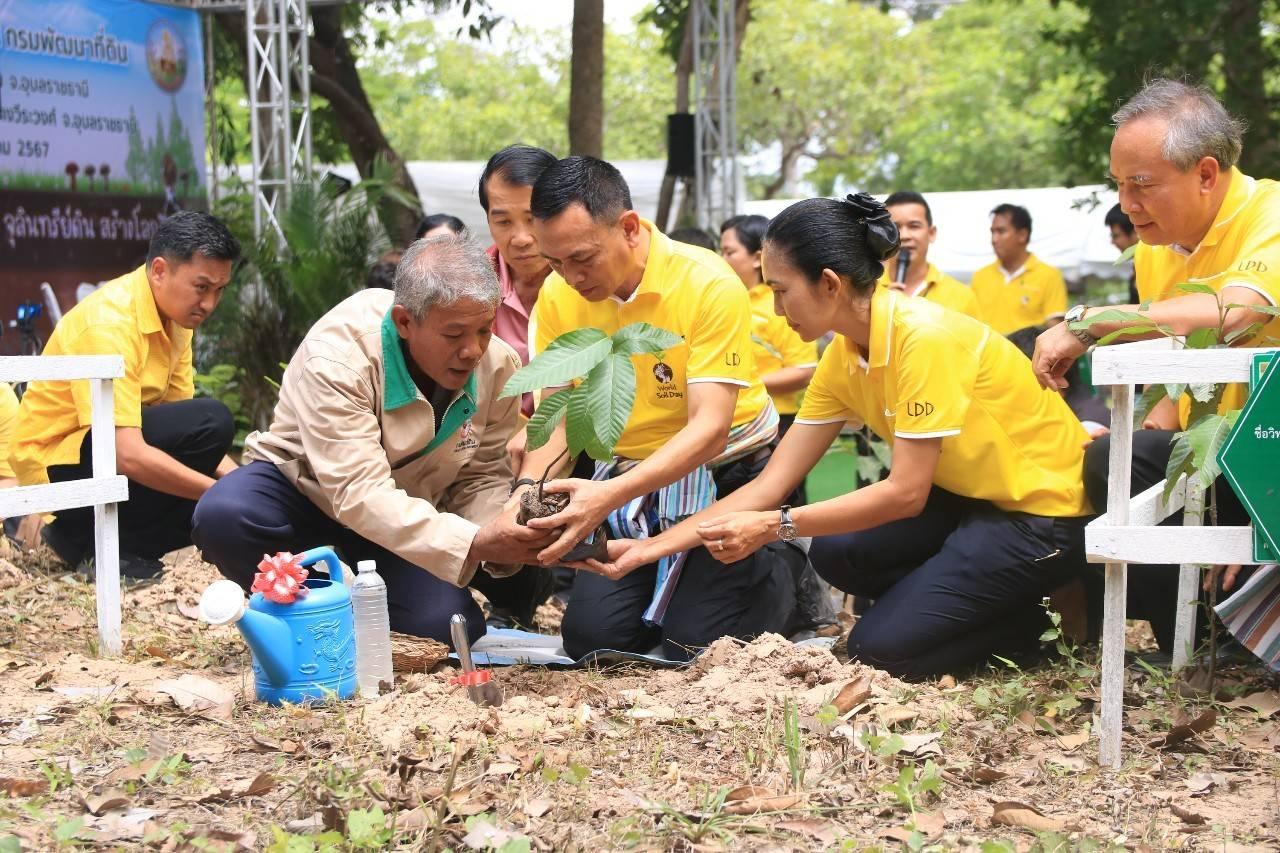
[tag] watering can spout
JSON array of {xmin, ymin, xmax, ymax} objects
[{"xmin": 198, "ymin": 579, "xmax": 294, "ymax": 689}]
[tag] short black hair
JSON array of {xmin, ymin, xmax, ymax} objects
[
  {"xmin": 719, "ymin": 214, "xmax": 770, "ymax": 255},
  {"xmin": 884, "ymin": 190, "xmax": 932, "ymax": 226},
  {"xmin": 1104, "ymin": 202, "xmax": 1134, "ymax": 235},
  {"xmin": 146, "ymin": 211, "xmax": 240, "ymax": 265},
  {"xmin": 531, "ymin": 156, "xmax": 633, "ymax": 223},
  {"xmin": 991, "ymin": 203, "xmax": 1032, "ymax": 236},
  {"xmin": 414, "ymin": 213, "xmax": 467, "ymax": 240},
  {"xmin": 1007, "ymin": 324, "xmax": 1079, "ymax": 383},
  {"xmin": 478, "ymin": 144, "xmax": 558, "ymax": 212},
  {"xmin": 669, "ymin": 227, "xmax": 718, "ymax": 252},
  {"xmin": 365, "ymin": 250, "xmax": 404, "ymax": 289}
]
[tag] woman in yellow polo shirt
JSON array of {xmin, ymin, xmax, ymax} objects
[
  {"xmin": 719, "ymin": 215, "xmax": 818, "ymax": 439},
  {"xmin": 582, "ymin": 194, "xmax": 1092, "ymax": 680}
]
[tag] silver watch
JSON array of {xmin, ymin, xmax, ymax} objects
[
  {"xmin": 1064, "ymin": 304, "xmax": 1097, "ymax": 347},
  {"xmin": 778, "ymin": 505, "xmax": 798, "ymax": 542}
]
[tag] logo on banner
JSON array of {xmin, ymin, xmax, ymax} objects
[{"xmin": 146, "ymin": 20, "xmax": 188, "ymax": 92}]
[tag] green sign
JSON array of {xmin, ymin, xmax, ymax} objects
[{"xmin": 1218, "ymin": 352, "xmax": 1280, "ymax": 561}]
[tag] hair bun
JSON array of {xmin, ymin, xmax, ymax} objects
[{"xmin": 842, "ymin": 192, "xmax": 900, "ymax": 262}]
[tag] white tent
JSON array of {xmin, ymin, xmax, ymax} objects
[{"xmin": 746, "ymin": 185, "xmax": 1127, "ymax": 285}]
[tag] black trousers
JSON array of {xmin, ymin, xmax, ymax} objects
[
  {"xmin": 560, "ymin": 448, "xmax": 799, "ymax": 661},
  {"xmin": 1082, "ymin": 430, "xmax": 1251, "ymax": 652},
  {"xmin": 809, "ymin": 488, "xmax": 1085, "ymax": 681},
  {"xmin": 47, "ymin": 398, "xmax": 234, "ymax": 561},
  {"xmin": 192, "ymin": 460, "xmax": 539, "ymax": 648}
]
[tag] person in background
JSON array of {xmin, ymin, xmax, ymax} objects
[
  {"xmin": 1033, "ymin": 78, "xmax": 1280, "ymax": 654},
  {"xmin": 193, "ymin": 236, "xmax": 555, "ymax": 644},
  {"xmin": 1105, "ymin": 202, "xmax": 1141, "ymax": 304},
  {"xmin": 581, "ymin": 194, "xmax": 1092, "ymax": 681},
  {"xmin": 669, "ymin": 227, "xmax": 718, "ymax": 253},
  {"xmin": 970, "ymin": 204, "xmax": 1068, "ymax": 334},
  {"xmin": 365, "ymin": 250, "xmax": 404, "ymax": 290},
  {"xmin": 0, "ymin": 382, "xmax": 42, "ymax": 554},
  {"xmin": 879, "ymin": 191, "xmax": 984, "ymax": 322},
  {"xmin": 416, "ymin": 213, "xmax": 467, "ymax": 240},
  {"xmin": 1006, "ymin": 326, "xmax": 1109, "ymax": 436},
  {"xmin": 719, "ymin": 214, "xmax": 817, "ymax": 440},
  {"xmin": 517, "ymin": 156, "xmax": 796, "ymax": 660},
  {"xmin": 9, "ymin": 212, "xmax": 240, "ymax": 579}
]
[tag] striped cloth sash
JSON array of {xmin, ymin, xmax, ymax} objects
[
  {"xmin": 593, "ymin": 402, "xmax": 779, "ymax": 626},
  {"xmin": 1215, "ymin": 563, "xmax": 1280, "ymax": 671}
]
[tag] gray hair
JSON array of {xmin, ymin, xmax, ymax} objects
[
  {"xmin": 393, "ymin": 234, "xmax": 500, "ymax": 321},
  {"xmin": 1113, "ymin": 78, "xmax": 1246, "ymax": 171}
]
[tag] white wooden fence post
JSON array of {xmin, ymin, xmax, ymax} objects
[
  {"xmin": 1099, "ymin": 381, "xmax": 1133, "ymax": 769},
  {"xmin": 89, "ymin": 377, "xmax": 122, "ymax": 657},
  {"xmin": 1172, "ymin": 483, "xmax": 1205, "ymax": 670}
]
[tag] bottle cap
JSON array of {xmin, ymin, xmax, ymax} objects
[
  {"xmin": 357, "ymin": 560, "xmax": 376, "ymax": 574},
  {"xmin": 198, "ymin": 580, "xmax": 247, "ymax": 626}
]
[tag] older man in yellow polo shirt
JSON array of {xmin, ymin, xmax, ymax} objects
[
  {"xmin": 878, "ymin": 191, "xmax": 984, "ymax": 322},
  {"xmin": 516, "ymin": 156, "xmax": 798, "ymax": 660},
  {"xmin": 10, "ymin": 212, "xmax": 239, "ymax": 579},
  {"xmin": 1032, "ymin": 78, "xmax": 1280, "ymax": 653},
  {"xmin": 971, "ymin": 203, "xmax": 1068, "ymax": 333}
]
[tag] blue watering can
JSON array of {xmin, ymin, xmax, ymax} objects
[{"xmin": 198, "ymin": 546, "xmax": 357, "ymax": 705}]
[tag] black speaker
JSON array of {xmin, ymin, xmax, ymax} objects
[{"xmin": 666, "ymin": 114, "xmax": 696, "ymax": 178}]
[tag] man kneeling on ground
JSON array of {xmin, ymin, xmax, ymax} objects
[
  {"xmin": 192, "ymin": 236, "xmax": 555, "ymax": 645},
  {"xmin": 10, "ymin": 211, "xmax": 240, "ymax": 579}
]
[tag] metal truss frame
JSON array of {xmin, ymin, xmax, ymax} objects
[{"xmin": 691, "ymin": 0, "xmax": 738, "ymax": 232}]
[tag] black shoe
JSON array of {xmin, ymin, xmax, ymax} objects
[
  {"xmin": 40, "ymin": 524, "xmax": 87, "ymax": 569},
  {"xmin": 74, "ymin": 552, "xmax": 165, "ymax": 584}
]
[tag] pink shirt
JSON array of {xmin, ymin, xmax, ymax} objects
[{"xmin": 487, "ymin": 245, "xmax": 535, "ymax": 416}]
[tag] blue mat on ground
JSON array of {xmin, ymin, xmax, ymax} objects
[{"xmin": 450, "ymin": 627, "xmax": 836, "ymax": 668}]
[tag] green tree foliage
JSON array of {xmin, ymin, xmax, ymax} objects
[
  {"xmin": 359, "ymin": 18, "xmax": 669, "ymax": 162},
  {"xmin": 1050, "ymin": 0, "xmax": 1280, "ymax": 184}
]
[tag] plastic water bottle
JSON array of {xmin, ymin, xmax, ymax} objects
[{"xmin": 351, "ymin": 560, "xmax": 393, "ymax": 698}]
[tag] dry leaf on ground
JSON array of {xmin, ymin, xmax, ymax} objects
[
  {"xmin": 151, "ymin": 674, "xmax": 235, "ymax": 721},
  {"xmin": 196, "ymin": 772, "xmax": 275, "ymax": 804},
  {"xmin": 0, "ymin": 777, "xmax": 48, "ymax": 797},
  {"xmin": 1224, "ymin": 691, "xmax": 1280, "ymax": 719},
  {"xmin": 991, "ymin": 800, "xmax": 1067, "ymax": 832},
  {"xmin": 77, "ymin": 789, "xmax": 132, "ymax": 816},
  {"xmin": 775, "ymin": 819, "xmax": 837, "ymax": 844},
  {"xmin": 832, "ymin": 675, "xmax": 871, "ymax": 714},
  {"xmin": 722, "ymin": 785, "xmax": 804, "ymax": 815},
  {"xmin": 1170, "ymin": 803, "xmax": 1207, "ymax": 825},
  {"xmin": 1150, "ymin": 708, "xmax": 1216, "ymax": 748}
]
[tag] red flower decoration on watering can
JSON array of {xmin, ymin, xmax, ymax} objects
[{"xmin": 251, "ymin": 552, "xmax": 310, "ymax": 604}]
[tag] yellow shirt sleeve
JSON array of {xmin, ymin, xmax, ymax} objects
[
  {"xmin": 0, "ymin": 383, "xmax": 19, "ymax": 479},
  {"xmin": 1042, "ymin": 267, "xmax": 1068, "ymax": 321},
  {"xmin": 893, "ymin": 326, "xmax": 978, "ymax": 438},
  {"xmin": 795, "ymin": 346, "xmax": 852, "ymax": 423},
  {"xmin": 67, "ymin": 324, "xmax": 145, "ymax": 430},
  {"xmin": 686, "ymin": 278, "xmax": 757, "ymax": 385},
  {"xmin": 165, "ymin": 338, "xmax": 195, "ymax": 402}
]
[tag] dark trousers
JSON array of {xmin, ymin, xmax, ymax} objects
[
  {"xmin": 561, "ymin": 448, "xmax": 799, "ymax": 661},
  {"xmin": 809, "ymin": 488, "xmax": 1085, "ymax": 681},
  {"xmin": 191, "ymin": 460, "xmax": 514, "ymax": 647},
  {"xmin": 1082, "ymin": 430, "xmax": 1250, "ymax": 652},
  {"xmin": 47, "ymin": 398, "xmax": 234, "ymax": 560}
]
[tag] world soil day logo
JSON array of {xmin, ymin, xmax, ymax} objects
[{"xmin": 146, "ymin": 20, "xmax": 187, "ymax": 92}]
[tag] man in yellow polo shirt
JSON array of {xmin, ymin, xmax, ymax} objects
[
  {"xmin": 879, "ymin": 191, "xmax": 984, "ymax": 322},
  {"xmin": 10, "ymin": 212, "xmax": 240, "ymax": 579},
  {"xmin": 516, "ymin": 156, "xmax": 796, "ymax": 660},
  {"xmin": 970, "ymin": 203, "xmax": 1067, "ymax": 333},
  {"xmin": 1033, "ymin": 79, "xmax": 1280, "ymax": 653}
]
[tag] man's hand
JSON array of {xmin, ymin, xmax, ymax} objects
[
  {"xmin": 526, "ymin": 478, "xmax": 619, "ymax": 565},
  {"xmin": 565, "ymin": 538, "xmax": 649, "ymax": 582},
  {"xmin": 1204, "ymin": 564, "xmax": 1242, "ymax": 593},
  {"xmin": 506, "ymin": 429, "xmax": 528, "ymax": 476},
  {"xmin": 468, "ymin": 507, "xmax": 558, "ymax": 566},
  {"xmin": 696, "ymin": 510, "xmax": 777, "ymax": 564},
  {"xmin": 1031, "ymin": 322, "xmax": 1088, "ymax": 391}
]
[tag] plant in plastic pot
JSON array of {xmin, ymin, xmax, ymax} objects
[{"xmin": 500, "ymin": 322, "xmax": 681, "ymax": 561}]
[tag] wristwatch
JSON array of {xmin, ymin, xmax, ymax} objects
[
  {"xmin": 1064, "ymin": 304, "xmax": 1097, "ymax": 347},
  {"xmin": 778, "ymin": 505, "xmax": 798, "ymax": 542}
]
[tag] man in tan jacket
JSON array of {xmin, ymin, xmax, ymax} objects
[{"xmin": 192, "ymin": 236, "xmax": 553, "ymax": 644}]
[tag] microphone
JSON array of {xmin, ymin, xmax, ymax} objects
[{"xmin": 893, "ymin": 247, "xmax": 912, "ymax": 287}]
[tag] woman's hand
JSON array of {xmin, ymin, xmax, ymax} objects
[
  {"xmin": 696, "ymin": 510, "xmax": 778, "ymax": 564},
  {"xmin": 566, "ymin": 538, "xmax": 649, "ymax": 581}
]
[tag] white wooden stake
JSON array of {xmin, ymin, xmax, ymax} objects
[
  {"xmin": 1172, "ymin": 482, "xmax": 1205, "ymax": 670},
  {"xmin": 89, "ymin": 377, "xmax": 123, "ymax": 657},
  {"xmin": 1099, "ymin": 382, "xmax": 1133, "ymax": 769}
]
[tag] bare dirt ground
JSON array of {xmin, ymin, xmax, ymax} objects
[{"xmin": 1, "ymin": 547, "xmax": 1278, "ymax": 852}]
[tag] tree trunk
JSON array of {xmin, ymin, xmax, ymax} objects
[
  {"xmin": 215, "ymin": 9, "xmax": 423, "ymax": 247},
  {"xmin": 1220, "ymin": 0, "xmax": 1279, "ymax": 177},
  {"xmin": 568, "ymin": 0, "xmax": 605, "ymax": 157}
]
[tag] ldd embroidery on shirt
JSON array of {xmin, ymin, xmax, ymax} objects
[
  {"xmin": 652, "ymin": 361, "xmax": 683, "ymax": 400},
  {"xmin": 454, "ymin": 418, "xmax": 479, "ymax": 452},
  {"xmin": 906, "ymin": 401, "xmax": 935, "ymax": 417}
]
